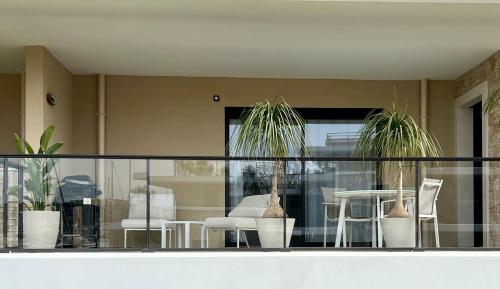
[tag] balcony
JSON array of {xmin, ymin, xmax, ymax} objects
[{"xmin": 0, "ymin": 155, "xmax": 497, "ymax": 251}]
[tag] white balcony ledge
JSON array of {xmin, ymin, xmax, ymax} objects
[{"xmin": 1, "ymin": 251, "xmax": 499, "ymax": 289}]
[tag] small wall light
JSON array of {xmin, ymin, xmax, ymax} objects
[
  {"xmin": 213, "ymin": 95, "xmax": 220, "ymax": 102},
  {"xmin": 46, "ymin": 93, "xmax": 57, "ymax": 106}
]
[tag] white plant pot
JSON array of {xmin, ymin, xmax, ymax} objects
[
  {"xmin": 380, "ymin": 217, "xmax": 415, "ymax": 248},
  {"xmin": 23, "ymin": 211, "xmax": 60, "ymax": 249},
  {"xmin": 256, "ymin": 218, "xmax": 295, "ymax": 248}
]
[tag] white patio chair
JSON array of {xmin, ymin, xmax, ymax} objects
[
  {"xmin": 201, "ymin": 194, "xmax": 271, "ymax": 248},
  {"xmin": 381, "ymin": 178, "xmax": 443, "ymax": 247},
  {"xmin": 322, "ymin": 187, "xmax": 376, "ymax": 247},
  {"xmin": 121, "ymin": 186, "xmax": 176, "ymax": 248}
]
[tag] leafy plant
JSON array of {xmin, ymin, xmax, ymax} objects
[
  {"xmin": 13, "ymin": 125, "xmax": 63, "ymax": 211},
  {"xmin": 353, "ymin": 104, "xmax": 442, "ymax": 217},
  {"xmin": 483, "ymin": 88, "xmax": 500, "ymax": 115},
  {"xmin": 231, "ymin": 97, "xmax": 306, "ymax": 218}
]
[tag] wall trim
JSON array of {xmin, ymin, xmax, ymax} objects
[{"xmin": 455, "ymin": 81, "xmax": 489, "ymax": 247}]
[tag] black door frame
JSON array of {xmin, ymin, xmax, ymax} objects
[
  {"xmin": 224, "ymin": 106, "xmax": 379, "ymax": 247},
  {"xmin": 472, "ymin": 102, "xmax": 483, "ymax": 247}
]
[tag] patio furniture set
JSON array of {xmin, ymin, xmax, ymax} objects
[{"xmin": 121, "ymin": 178, "xmax": 443, "ymax": 248}]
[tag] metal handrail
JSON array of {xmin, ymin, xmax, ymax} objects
[{"xmin": 0, "ymin": 155, "xmax": 499, "ymax": 161}]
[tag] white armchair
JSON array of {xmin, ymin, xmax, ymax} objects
[
  {"xmin": 121, "ymin": 186, "xmax": 176, "ymax": 248},
  {"xmin": 201, "ymin": 194, "xmax": 271, "ymax": 248}
]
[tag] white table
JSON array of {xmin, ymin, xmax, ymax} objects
[
  {"xmin": 161, "ymin": 220, "xmax": 205, "ymax": 249},
  {"xmin": 334, "ymin": 190, "xmax": 415, "ymax": 248}
]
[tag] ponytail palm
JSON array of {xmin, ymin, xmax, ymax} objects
[
  {"xmin": 232, "ymin": 98, "xmax": 306, "ymax": 217},
  {"xmin": 353, "ymin": 106, "xmax": 442, "ymax": 218}
]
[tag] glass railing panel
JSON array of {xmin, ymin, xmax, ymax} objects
[
  {"xmin": 2, "ymin": 156, "xmax": 500, "ymax": 251},
  {"xmin": 296, "ymin": 159, "xmax": 420, "ymax": 248},
  {"xmin": 421, "ymin": 160, "xmax": 498, "ymax": 249},
  {"xmin": 0, "ymin": 158, "xmax": 6, "ymax": 248},
  {"xmin": 149, "ymin": 159, "xmax": 225, "ymax": 249},
  {"xmin": 13, "ymin": 156, "xmax": 62, "ymax": 249},
  {"xmin": 54, "ymin": 158, "xmax": 98, "ymax": 248},
  {"xmin": 228, "ymin": 159, "xmax": 277, "ymax": 248},
  {"xmin": 299, "ymin": 160, "xmax": 379, "ymax": 248},
  {"xmin": 485, "ymin": 160, "xmax": 499, "ymax": 249},
  {"xmin": 416, "ymin": 160, "xmax": 455, "ymax": 248},
  {"xmin": 0, "ymin": 158, "xmax": 21, "ymax": 248},
  {"xmin": 98, "ymin": 158, "xmax": 147, "ymax": 249}
]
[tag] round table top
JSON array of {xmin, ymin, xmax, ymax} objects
[
  {"xmin": 334, "ymin": 189, "xmax": 415, "ymax": 199},
  {"xmin": 161, "ymin": 220, "xmax": 205, "ymax": 225}
]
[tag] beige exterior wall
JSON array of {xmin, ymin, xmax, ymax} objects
[
  {"xmin": 69, "ymin": 75, "xmax": 456, "ymax": 247},
  {"xmin": 24, "ymin": 47, "xmax": 45, "ymax": 149},
  {"xmin": 0, "ymin": 65, "xmax": 459, "ymax": 248},
  {"xmin": 101, "ymin": 76, "xmax": 455, "ymax": 155},
  {"xmin": 24, "ymin": 46, "xmax": 73, "ymax": 153},
  {"xmin": 0, "ymin": 74, "xmax": 22, "ymax": 153},
  {"xmin": 457, "ymin": 50, "xmax": 500, "ymax": 247},
  {"xmin": 428, "ymin": 80, "xmax": 458, "ymax": 246},
  {"xmin": 43, "ymin": 48, "xmax": 73, "ymax": 153},
  {"xmin": 0, "ymin": 73, "xmax": 22, "ymax": 247},
  {"xmin": 105, "ymin": 76, "xmax": 424, "ymax": 155},
  {"xmin": 72, "ymin": 75, "xmax": 98, "ymax": 155}
]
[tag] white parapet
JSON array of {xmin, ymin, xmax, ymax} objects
[{"xmin": 1, "ymin": 251, "xmax": 499, "ymax": 289}]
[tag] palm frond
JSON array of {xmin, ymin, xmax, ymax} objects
[
  {"xmin": 483, "ymin": 88, "xmax": 500, "ymax": 115},
  {"xmin": 231, "ymin": 97, "xmax": 306, "ymax": 159},
  {"xmin": 353, "ymin": 106, "xmax": 442, "ymax": 170}
]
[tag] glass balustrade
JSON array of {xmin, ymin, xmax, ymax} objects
[{"xmin": 0, "ymin": 156, "xmax": 497, "ymax": 250}]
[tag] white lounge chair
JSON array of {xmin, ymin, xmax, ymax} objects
[
  {"xmin": 121, "ymin": 186, "xmax": 176, "ymax": 248},
  {"xmin": 201, "ymin": 194, "xmax": 271, "ymax": 248}
]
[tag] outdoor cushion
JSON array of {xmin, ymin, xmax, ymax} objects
[
  {"xmin": 203, "ymin": 217, "xmax": 257, "ymax": 230},
  {"xmin": 228, "ymin": 194, "xmax": 271, "ymax": 218}
]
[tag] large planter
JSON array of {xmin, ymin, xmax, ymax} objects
[
  {"xmin": 256, "ymin": 218, "xmax": 295, "ymax": 248},
  {"xmin": 23, "ymin": 211, "xmax": 60, "ymax": 249},
  {"xmin": 381, "ymin": 217, "xmax": 415, "ymax": 247}
]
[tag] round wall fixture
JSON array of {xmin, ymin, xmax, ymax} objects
[{"xmin": 46, "ymin": 93, "xmax": 57, "ymax": 106}]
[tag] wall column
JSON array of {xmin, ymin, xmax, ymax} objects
[
  {"xmin": 23, "ymin": 46, "xmax": 73, "ymax": 153},
  {"xmin": 24, "ymin": 46, "xmax": 46, "ymax": 150}
]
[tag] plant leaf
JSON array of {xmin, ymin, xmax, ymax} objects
[
  {"xmin": 14, "ymin": 133, "xmax": 24, "ymax": 154},
  {"xmin": 23, "ymin": 140, "xmax": 35, "ymax": 155},
  {"xmin": 40, "ymin": 125, "xmax": 55, "ymax": 152},
  {"xmin": 353, "ymin": 104, "xmax": 442, "ymax": 172},
  {"xmin": 45, "ymin": 142, "xmax": 63, "ymax": 155},
  {"xmin": 231, "ymin": 97, "xmax": 306, "ymax": 159}
]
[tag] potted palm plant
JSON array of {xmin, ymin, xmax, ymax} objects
[
  {"xmin": 354, "ymin": 104, "xmax": 442, "ymax": 247},
  {"xmin": 14, "ymin": 125, "xmax": 63, "ymax": 249},
  {"xmin": 232, "ymin": 97, "xmax": 306, "ymax": 248}
]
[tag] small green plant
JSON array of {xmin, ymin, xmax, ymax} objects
[
  {"xmin": 353, "ymin": 104, "xmax": 442, "ymax": 217},
  {"xmin": 13, "ymin": 125, "xmax": 63, "ymax": 211},
  {"xmin": 231, "ymin": 97, "xmax": 306, "ymax": 218}
]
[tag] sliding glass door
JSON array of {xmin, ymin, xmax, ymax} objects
[
  {"xmin": 304, "ymin": 119, "xmax": 376, "ymax": 245},
  {"xmin": 226, "ymin": 107, "xmax": 377, "ymax": 246}
]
